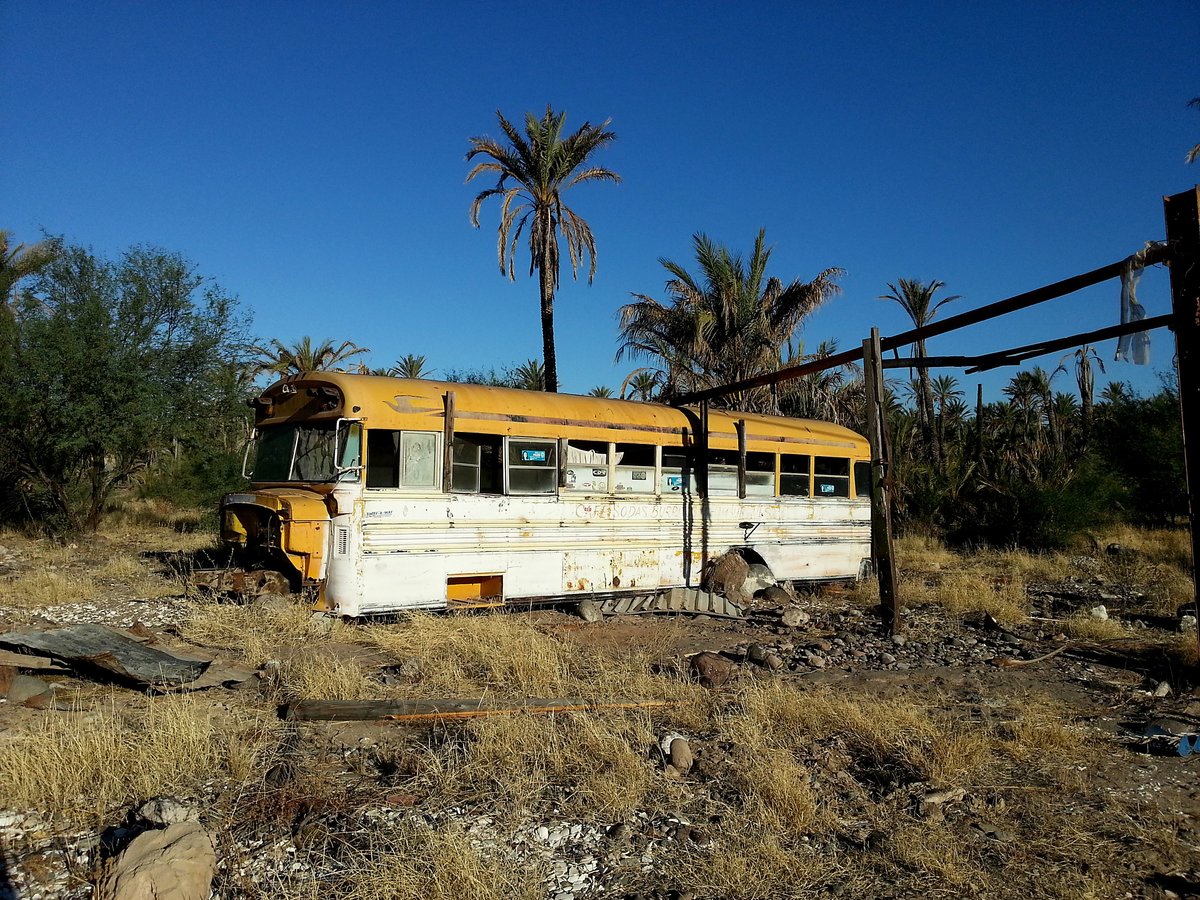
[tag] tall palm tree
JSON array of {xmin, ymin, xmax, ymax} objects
[
  {"xmin": 879, "ymin": 279, "xmax": 960, "ymax": 462},
  {"xmin": 467, "ymin": 106, "xmax": 620, "ymax": 393},
  {"xmin": 930, "ymin": 374, "xmax": 964, "ymax": 456},
  {"xmin": 251, "ymin": 336, "xmax": 369, "ymax": 377},
  {"xmin": 0, "ymin": 230, "xmax": 58, "ymax": 304},
  {"xmin": 617, "ymin": 229, "xmax": 843, "ymax": 412},
  {"xmin": 1057, "ymin": 344, "xmax": 1104, "ymax": 450},
  {"xmin": 389, "ymin": 353, "xmax": 429, "ymax": 379}
]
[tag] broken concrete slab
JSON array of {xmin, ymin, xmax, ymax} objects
[{"xmin": 0, "ymin": 624, "xmax": 209, "ymax": 687}]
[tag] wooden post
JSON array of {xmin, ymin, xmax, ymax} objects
[
  {"xmin": 735, "ymin": 419, "xmax": 747, "ymax": 499},
  {"xmin": 863, "ymin": 327, "xmax": 900, "ymax": 634},
  {"xmin": 442, "ymin": 391, "xmax": 455, "ymax": 493},
  {"xmin": 975, "ymin": 383, "xmax": 985, "ymax": 468},
  {"xmin": 1164, "ymin": 187, "xmax": 1200, "ymax": 641}
]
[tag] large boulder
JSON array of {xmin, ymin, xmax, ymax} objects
[
  {"xmin": 701, "ymin": 553, "xmax": 750, "ymax": 603},
  {"xmin": 96, "ymin": 822, "xmax": 216, "ymax": 900}
]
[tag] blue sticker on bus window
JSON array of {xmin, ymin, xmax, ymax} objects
[
  {"xmin": 820, "ymin": 483, "xmax": 835, "ymax": 494},
  {"xmin": 667, "ymin": 476, "xmax": 683, "ymax": 487},
  {"xmin": 521, "ymin": 449, "xmax": 547, "ymax": 462}
]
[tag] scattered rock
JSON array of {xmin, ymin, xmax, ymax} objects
[
  {"xmin": 1153, "ymin": 681, "xmax": 1173, "ymax": 698},
  {"xmin": 96, "ymin": 822, "xmax": 216, "ymax": 900},
  {"xmin": 6, "ymin": 673, "xmax": 52, "ymax": 706},
  {"xmin": 137, "ymin": 797, "xmax": 198, "ymax": 827},
  {"xmin": 1090, "ymin": 605, "xmax": 1109, "ymax": 621},
  {"xmin": 760, "ymin": 585, "xmax": 792, "ymax": 606},
  {"xmin": 745, "ymin": 643, "xmax": 769, "ymax": 665},
  {"xmin": 668, "ymin": 738, "xmax": 694, "ymax": 773},
  {"xmin": 804, "ymin": 652, "xmax": 826, "ymax": 669},
  {"xmin": 891, "ymin": 634, "xmax": 908, "ymax": 647},
  {"xmin": 309, "ymin": 612, "xmax": 334, "ymax": 634},
  {"xmin": 765, "ymin": 653, "xmax": 785, "ymax": 671},
  {"xmin": 690, "ymin": 652, "xmax": 736, "ymax": 689},
  {"xmin": 744, "ymin": 563, "xmax": 776, "ymax": 596},
  {"xmin": 577, "ymin": 599, "xmax": 603, "ymax": 623},
  {"xmin": 781, "ymin": 606, "xmax": 810, "ymax": 628}
]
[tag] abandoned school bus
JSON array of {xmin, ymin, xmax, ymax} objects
[{"xmin": 218, "ymin": 373, "xmax": 873, "ymax": 616}]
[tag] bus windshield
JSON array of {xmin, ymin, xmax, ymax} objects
[{"xmin": 252, "ymin": 424, "xmax": 360, "ymax": 482}]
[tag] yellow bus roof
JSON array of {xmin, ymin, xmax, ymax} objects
[{"xmin": 257, "ymin": 373, "xmax": 868, "ymax": 456}]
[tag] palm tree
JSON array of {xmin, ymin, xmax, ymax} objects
[
  {"xmin": 0, "ymin": 230, "xmax": 58, "ymax": 304},
  {"xmin": 617, "ymin": 229, "xmax": 843, "ymax": 412},
  {"xmin": 511, "ymin": 358, "xmax": 546, "ymax": 391},
  {"xmin": 1057, "ymin": 344, "xmax": 1104, "ymax": 449},
  {"xmin": 620, "ymin": 368, "xmax": 662, "ymax": 402},
  {"xmin": 878, "ymin": 279, "xmax": 960, "ymax": 462},
  {"xmin": 930, "ymin": 374, "xmax": 964, "ymax": 455},
  {"xmin": 251, "ymin": 336, "xmax": 370, "ymax": 377},
  {"xmin": 587, "ymin": 385, "xmax": 613, "ymax": 397},
  {"xmin": 389, "ymin": 353, "xmax": 429, "ymax": 379},
  {"xmin": 467, "ymin": 106, "xmax": 620, "ymax": 393}
]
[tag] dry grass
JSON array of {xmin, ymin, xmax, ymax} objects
[
  {"xmin": 665, "ymin": 681, "xmax": 1088, "ymax": 898},
  {"xmin": 0, "ymin": 695, "xmax": 281, "ymax": 826},
  {"xmin": 283, "ymin": 822, "xmax": 546, "ymax": 900},
  {"xmin": 422, "ymin": 711, "xmax": 660, "ymax": 820}
]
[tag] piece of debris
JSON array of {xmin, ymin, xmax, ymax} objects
[
  {"xmin": 920, "ymin": 787, "xmax": 966, "ymax": 819},
  {"xmin": 760, "ymin": 585, "xmax": 792, "ymax": 606},
  {"xmin": 0, "ymin": 623, "xmax": 209, "ymax": 687},
  {"xmin": 689, "ymin": 651, "xmax": 736, "ymax": 689},
  {"xmin": 658, "ymin": 733, "xmax": 694, "ymax": 773},
  {"xmin": 95, "ymin": 821, "xmax": 216, "ymax": 900},
  {"xmin": 1090, "ymin": 605, "xmax": 1109, "ymax": 621},
  {"xmin": 601, "ymin": 587, "xmax": 745, "ymax": 618},
  {"xmin": 284, "ymin": 696, "xmax": 674, "ymax": 722},
  {"xmin": 996, "ymin": 644, "xmax": 1068, "ymax": 668},
  {"xmin": 1153, "ymin": 680, "xmax": 1173, "ymax": 698},
  {"xmin": 745, "ymin": 643, "xmax": 769, "ymax": 665},
  {"xmin": 0, "ymin": 648, "xmax": 68, "ymax": 672}
]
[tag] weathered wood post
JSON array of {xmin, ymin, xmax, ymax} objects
[
  {"xmin": 735, "ymin": 419, "xmax": 747, "ymax": 499},
  {"xmin": 863, "ymin": 327, "xmax": 900, "ymax": 634},
  {"xmin": 1164, "ymin": 187, "xmax": 1200, "ymax": 644},
  {"xmin": 442, "ymin": 391, "xmax": 456, "ymax": 493}
]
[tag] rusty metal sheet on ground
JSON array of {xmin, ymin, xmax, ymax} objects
[{"xmin": 0, "ymin": 624, "xmax": 210, "ymax": 687}]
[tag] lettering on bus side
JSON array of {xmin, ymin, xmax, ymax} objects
[{"xmin": 575, "ymin": 503, "xmax": 662, "ymax": 519}]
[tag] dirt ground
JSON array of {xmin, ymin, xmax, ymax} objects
[{"xmin": 0, "ymin": 525, "xmax": 1197, "ymax": 899}]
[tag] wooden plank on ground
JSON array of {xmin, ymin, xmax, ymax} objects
[{"xmin": 285, "ymin": 697, "xmax": 674, "ymax": 722}]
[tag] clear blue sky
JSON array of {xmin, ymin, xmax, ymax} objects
[{"xmin": 3, "ymin": 1, "xmax": 1197, "ymax": 401}]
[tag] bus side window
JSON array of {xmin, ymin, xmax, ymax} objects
[
  {"xmin": 400, "ymin": 432, "xmax": 438, "ymax": 487},
  {"xmin": 367, "ymin": 430, "xmax": 400, "ymax": 488},
  {"xmin": 746, "ymin": 451, "xmax": 775, "ymax": 497},
  {"xmin": 708, "ymin": 449, "xmax": 739, "ymax": 494},
  {"xmin": 853, "ymin": 460, "xmax": 872, "ymax": 498},
  {"xmin": 564, "ymin": 440, "xmax": 608, "ymax": 492},
  {"xmin": 453, "ymin": 434, "xmax": 503, "ymax": 493},
  {"xmin": 614, "ymin": 443, "xmax": 655, "ymax": 493},
  {"xmin": 507, "ymin": 438, "xmax": 557, "ymax": 494},
  {"xmin": 662, "ymin": 447, "xmax": 697, "ymax": 494},
  {"xmin": 814, "ymin": 456, "xmax": 850, "ymax": 498},
  {"xmin": 780, "ymin": 454, "xmax": 811, "ymax": 497}
]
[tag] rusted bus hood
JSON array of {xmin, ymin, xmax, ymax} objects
[
  {"xmin": 223, "ymin": 487, "xmax": 334, "ymax": 521},
  {"xmin": 221, "ymin": 488, "xmax": 332, "ymax": 584}
]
